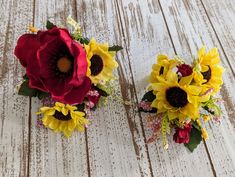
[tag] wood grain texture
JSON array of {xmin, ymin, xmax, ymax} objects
[
  {"xmin": 76, "ymin": 0, "xmax": 153, "ymax": 176},
  {"xmin": 159, "ymin": 0, "xmax": 235, "ymax": 176},
  {"xmin": 1, "ymin": 0, "xmax": 235, "ymax": 176},
  {"xmin": 201, "ymin": 0, "xmax": 235, "ymax": 72},
  {"xmin": 115, "ymin": 0, "xmax": 214, "ymax": 177},
  {"xmin": 0, "ymin": 0, "xmax": 33, "ymax": 176},
  {"xmin": 28, "ymin": 1, "xmax": 88, "ymax": 177}
]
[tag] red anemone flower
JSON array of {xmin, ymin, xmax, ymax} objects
[{"xmin": 14, "ymin": 27, "xmax": 91, "ymax": 104}]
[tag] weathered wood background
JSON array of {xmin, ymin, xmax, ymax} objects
[{"xmin": 0, "ymin": 0, "xmax": 235, "ymax": 176}]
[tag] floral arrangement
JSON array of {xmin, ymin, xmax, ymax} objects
[
  {"xmin": 14, "ymin": 16, "xmax": 122, "ymax": 137},
  {"xmin": 139, "ymin": 47, "xmax": 224, "ymax": 152}
]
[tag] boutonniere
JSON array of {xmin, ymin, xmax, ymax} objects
[{"xmin": 139, "ymin": 47, "xmax": 224, "ymax": 152}]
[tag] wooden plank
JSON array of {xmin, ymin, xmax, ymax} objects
[
  {"xmin": 76, "ymin": 0, "xmax": 153, "ymax": 176},
  {"xmin": 28, "ymin": 1, "xmax": 89, "ymax": 177},
  {"xmin": 158, "ymin": 0, "xmax": 235, "ymax": 176},
  {"xmin": 0, "ymin": 0, "xmax": 33, "ymax": 176},
  {"xmin": 200, "ymin": 0, "xmax": 235, "ymax": 72},
  {"xmin": 115, "ymin": 0, "xmax": 215, "ymax": 176}
]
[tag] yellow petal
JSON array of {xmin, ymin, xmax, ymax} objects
[
  {"xmin": 168, "ymin": 111, "xmax": 178, "ymax": 120},
  {"xmin": 179, "ymin": 75, "xmax": 193, "ymax": 86},
  {"xmin": 187, "ymin": 85, "xmax": 202, "ymax": 95},
  {"xmin": 55, "ymin": 102, "xmax": 65, "ymax": 108},
  {"xmin": 61, "ymin": 107, "xmax": 69, "ymax": 116}
]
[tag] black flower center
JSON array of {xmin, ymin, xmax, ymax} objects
[
  {"xmin": 54, "ymin": 110, "xmax": 72, "ymax": 121},
  {"xmin": 166, "ymin": 87, "xmax": 188, "ymax": 108},
  {"xmin": 201, "ymin": 66, "xmax": 211, "ymax": 83},
  {"xmin": 90, "ymin": 55, "xmax": 103, "ymax": 76},
  {"xmin": 159, "ymin": 67, "xmax": 164, "ymax": 75}
]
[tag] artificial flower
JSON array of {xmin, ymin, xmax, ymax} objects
[
  {"xmin": 201, "ymin": 128, "xmax": 209, "ymax": 140},
  {"xmin": 194, "ymin": 46, "xmax": 224, "ymax": 93},
  {"xmin": 177, "ymin": 64, "xmax": 193, "ymax": 77},
  {"xmin": 151, "ymin": 71, "xmax": 201, "ymax": 121},
  {"xmin": 14, "ymin": 27, "xmax": 91, "ymax": 104},
  {"xmin": 85, "ymin": 38, "xmax": 118, "ymax": 85},
  {"xmin": 37, "ymin": 102, "xmax": 89, "ymax": 137},
  {"xmin": 86, "ymin": 88, "xmax": 101, "ymax": 108},
  {"xmin": 140, "ymin": 46, "xmax": 224, "ymax": 151},
  {"xmin": 173, "ymin": 124, "xmax": 192, "ymax": 143},
  {"xmin": 149, "ymin": 54, "xmax": 180, "ymax": 83},
  {"xmin": 203, "ymin": 115, "xmax": 210, "ymax": 122}
]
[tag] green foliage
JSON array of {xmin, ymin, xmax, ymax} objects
[
  {"xmin": 79, "ymin": 37, "xmax": 90, "ymax": 45},
  {"xmin": 94, "ymin": 84, "xmax": 110, "ymax": 97},
  {"xmin": 18, "ymin": 76, "xmax": 50, "ymax": 99},
  {"xmin": 184, "ymin": 125, "xmax": 202, "ymax": 152},
  {"xmin": 202, "ymin": 96, "xmax": 221, "ymax": 116},
  {"xmin": 139, "ymin": 90, "xmax": 157, "ymax": 113},
  {"xmin": 161, "ymin": 115, "xmax": 170, "ymax": 148},
  {"xmin": 76, "ymin": 103, "xmax": 85, "ymax": 112},
  {"xmin": 108, "ymin": 45, "xmax": 123, "ymax": 52},
  {"xmin": 141, "ymin": 90, "xmax": 156, "ymax": 102},
  {"xmin": 46, "ymin": 20, "xmax": 56, "ymax": 29}
]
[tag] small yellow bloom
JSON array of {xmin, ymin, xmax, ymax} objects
[
  {"xmin": 203, "ymin": 115, "xmax": 210, "ymax": 122},
  {"xmin": 85, "ymin": 38, "xmax": 118, "ymax": 85},
  {"xmin": 29, "ymin": 24, "xmax": 38, "ymax": 33},
  {"xmin": 37, "ymin": 102, "xmax": 89, "ymax": 137},
  {"xmin": 201, "ymin": 128, "xmax": 209, "ymax": 140}
]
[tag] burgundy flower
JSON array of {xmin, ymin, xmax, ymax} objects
[
  {"xmin": 177, "ymin": 64, "xmax": 193, "ymax": 77},
  {"xmin": 14, "ymin": 27, "xmax": 91, "ymax": 105},
  {"xmin": 173, "ymin": 124, "xmax": 192, "ymax": 144},
  {"xmin": 86, "ymin": 88, "xmax": 101, "ymax": 108}
]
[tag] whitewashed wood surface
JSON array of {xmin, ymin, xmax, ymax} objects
[{"xmin": 0, "ymin": 0, "xmax": 235, "ymax": 177}]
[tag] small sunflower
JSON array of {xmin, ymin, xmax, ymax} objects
[
  {"xmin": 194, "ymin": 46, "xmax": 224, "ymax": 93},
  {"xmin": 85, "ymin": 38, "xmax": 118, "ymax": 85},
  {"xmin": 149, "ymin": 54, "xmax": 180, "ymax": 83},
  {"xmin": 151, "ymin": 71, "xmax": 202, "ymax": 122},
  {"xmin": 37, "ymin": 102, "xmax": 89, "ymax": 137}
]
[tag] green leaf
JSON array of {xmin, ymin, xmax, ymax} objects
[
  {"xmin": 95, "ymin": 84, "xmax": 110, "ymax": 97},
  {"xmin": 139, "ymin": 90, "xmax": 157, "ymax": 113},
  {"xmin": 46, "ymin": 20, "xmax": 56, "ymax": 29},
  {"xmin": 23, "ymin": 74, "xmax": 29, "ymax": 81},
  {"xmin": 18, "ymin": 80, "xmax": 37, "ymax": 97},
  {"xmin": 184, "ymin": 126, "xmax": 202, "ymax": 152},
  {"xmin": 108, "ymin": 45, "xmax": 123, "ymax": 52},
  {"xmin": 18, "ymin": 80, "xmax": 49, "ymax": 99},
  {"xmin": 79, "ymin": 37, "xmax": 90, "ymax": 45},
  {"xmin": 76, "ymin": 103, "xmax": 85, "ymax": 112},
  {"xmin": 141, "ymin": 90, "xmax": 156, "ymax": 102}
]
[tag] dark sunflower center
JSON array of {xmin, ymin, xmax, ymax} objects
[
  {"xmin": 166, "ymin": 87, "xmax": 188, "ymax": 108},
  {"xmin": 159, "ymin": 67, "xmax": 164, "ymax": 75},
  {"xmin": 90, "ymin": 55, "xmax": 103, "ymax": 76},
  {"xmin": 54, "ymin": 110, "xmax": 72, "ymax": 121},
  {"xmin": 201, "ymin": 66, "xmax": 211, "ymax": 83}
]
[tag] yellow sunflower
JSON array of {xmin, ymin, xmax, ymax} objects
[
  {"xmin": 37, "ymin": 102, "xmax": 89, "ymax": 137},
  {"xmin": 85, "ymin": 38, "xmax": 118, "ymax": 85},
  {"xmin": 193, "ymin": 46, "xmax": 224, "ymax": 93},
  {"xmin": 151, "ymin": 71, "xmax": 202, "ymax": 122},
  {"xmin": 149, "ymin": 54, "xmax": 180, "ymax": 83}
]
